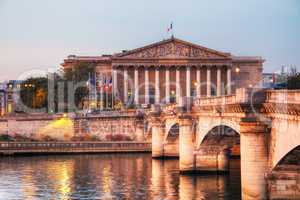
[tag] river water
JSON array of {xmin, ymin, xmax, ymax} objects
[{"xmin": 0, "ymin": 153, "xmax": 241, "ymax": 200}]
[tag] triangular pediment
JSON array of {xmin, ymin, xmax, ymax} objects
[{"xmin": 115, "ymin": 37, "xmax": 231, "ymax": 59}]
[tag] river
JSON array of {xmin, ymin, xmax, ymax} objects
[{"xmin": 0, "ymin": 153, "xmax": 241, "ymax": 200}]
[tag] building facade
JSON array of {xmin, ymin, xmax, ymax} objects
[{"xmin": 62, "ymin": 37, "xmax": 264, "ymax": 108}]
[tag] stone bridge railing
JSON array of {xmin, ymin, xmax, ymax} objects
[
  {"xmin": 193, "ymin": 88, "xmax": 264, "ymax": 107},
  {"xmin": 192, "ymin": 88, "xmax": 300, "ymax": 108},
  {"xmin": 265, "ymin": 90, "xmax": 300, "ymax": 104}
]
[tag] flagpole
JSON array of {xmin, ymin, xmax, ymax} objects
[
  {"xmin": 88, "ymin": 72, "xmax": 90, "ymax": 111},
  {"xmin": 94, "ymin": 72, "xmax": 97, "ymax": 109},
  {"xmin": 111, "ymin": 76, "xmax": 115, "ymax": 110},
  {"xmin": 100, "ymin": 75, "xmax": 103, "ymax": 111},
  {"xmin": 106, "ymin": 81, "xmax": 108, "ymax": 110}
]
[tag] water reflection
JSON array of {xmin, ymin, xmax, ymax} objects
[{"xmin": 0, "ymin": 154, "xmax": 241, "ymax": 200}]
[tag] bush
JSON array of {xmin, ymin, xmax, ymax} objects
[
  {"xmin": 105, "ymin": 134, "xmax": 133, "ymax": 141},
  {"xmin": 0, "ymin": 134, "xmax": 13, "ymax": 141},
  {"xmin": 287, "ymin": 73, "xmax": 300, "ymax": 89}
]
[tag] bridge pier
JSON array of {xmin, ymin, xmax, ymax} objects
[
  {"xmin": 179, "ymin": 115, "xmax": 195, "ymax": 173},
  {"xmin": 240, "ymin": 121, "xmax": 269, "ymax": 200},
  {"xmin": 195, "ymin": 148, "xmax": 230, "ymax": 173},
  {"xmin": 150, "ymin": 117, "xmax": 165, "ymax": 158}
]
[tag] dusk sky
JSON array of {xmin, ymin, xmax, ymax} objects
[{"xmin": 0, "ymin": 0, "xmax": 299, "ymax": 81}]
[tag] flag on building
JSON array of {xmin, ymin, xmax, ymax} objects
[
  {"xmin": 167, "ymin": 22, "xmax": 173, "ymax": 32},
  {"xmin": 109, "ymin": 77, "xmax": 113, "ymax": 92},
  {"xmin": 89, "ymin": 72, "xmax": 96, "ymax": 86},
  {"xmin": 104, "ymin": 77, "xmax": 109, "ymax": 91}
]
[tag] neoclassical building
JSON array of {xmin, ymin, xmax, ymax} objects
[{"xmin": 62, "ymin": 37, "xmax": 264, "ymax": 107}]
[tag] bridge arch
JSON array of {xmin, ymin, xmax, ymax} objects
[
  {"xmin": 273, "ymin": 145, "xmax": 300, "ymax": 170},
  {"xmin": 164, "ymin": 118, "xmax": 179, "ymax": 141},
  {"xmin": 165, "ymin": 123, "xmax": 179, "ymax": 142},
  {"xmin": 197, "ymin": 125, "xmax": 240, "ymax": 154},
  {"xmin": 196, "ymin": 117, "xmax": 240, "ymax": 149},
  {"xmin": 270, "ymin": 119, "xmax": 300, "ymax": 169}
]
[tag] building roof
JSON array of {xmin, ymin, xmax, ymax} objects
[
  {"xmin": 114, "ymin": 37, "xmax": 231, "ymax": 59},
  {"xmin": 62, "ymin": 37, "xmax": 264, "ymax": 66}
]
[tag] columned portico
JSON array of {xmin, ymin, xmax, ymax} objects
[{"xmin": 113, "ymin": 64, "xmax": 234, "ymax": 105}]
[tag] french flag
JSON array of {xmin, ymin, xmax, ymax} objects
[
  {"xmin": 108, "ymin": 78, "xmax": 113, "ymax": 92},
  {"xmin": 167, "ymin": 22, "xmax": 173, "ymax": 32}
]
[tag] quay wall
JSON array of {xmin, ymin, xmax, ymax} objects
[
  {"xmin": 0, "ymin": 141, "xmax": 151, "ymax": 155},
  {"xmin": 0, "ymin": 113, "xmax": 143, "ymax": 141}
]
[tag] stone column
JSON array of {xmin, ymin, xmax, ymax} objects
[
  {"xmin": 217, "ymin": 66, "xmax": 222, "ymax": 96},
  {"xmin": 145, "ymin": 67, "xmax": 149, "ymax": 104},
  {"xmin": 196, "ymin": 67, "xmax": 201, "ymax": 98},
  {"xmin": 100, "ymin": 77, "xmax": 104, "ymax": 110},
  {"xmin": 186, "ymin": 66, "xmax": 191, "ymax": 98},
  {"xmin": 134, "ymin": 67, "xmax": 139, "ymax": 105},
  {"xmin": 165, "ymin": 68, "xmax": 170, "ymax": 104},
  {"xmin": 240, "ymin": 121, "xmax": 268, "ymax": 200},
  {"xmin": 179, "ymin": 115, "xmax": 195, "ymax": 172},
  {"xmin": 176, "ymin": 67, "xmax": 181, "ymax": 105},
  {"xmin": 155, "ymin": 67, "xmax": 160, "ymax": 104},
  {"xmin": 124, "ymin": 67, "xmax": 128, "ymax": 103},
  {"xmin": 112, "ymin": 67, "xmax": 118, "ymax": 108},
  {"xmin": 227, "ymin": 67, "xmax": 232, "ymax": 95},
  {"xmin": 206, "ymin": 66, "xmax": 211, "ymax": 97},
  {"xmin": 151, "ymin": 117, "xmax": 164, "ymax": 158}
]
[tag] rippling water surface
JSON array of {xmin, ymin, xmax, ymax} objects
[{"xmin": 0, "ymin": 154, "xmax": 241, "ymax": 200}]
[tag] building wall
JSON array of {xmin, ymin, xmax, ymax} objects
[{"xmin": 233, "ymin": 62, "xmax": 263, "ymax": 90}]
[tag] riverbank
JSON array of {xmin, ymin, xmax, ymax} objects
[{"xmin": 0, "ymin": 141, "xmax": 151, "ymax": 155}]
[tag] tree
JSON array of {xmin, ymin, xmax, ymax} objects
[
  {"xmin": 287, "ymin": 73, "xmax": 300, "ymax": 89},
  {"xmin": 19, "ymin": 77, "xmax": 48, "ymax": 111},
  {"xmin": 64, "ymin": 62, "xmax": 95, "ymax": 109}
]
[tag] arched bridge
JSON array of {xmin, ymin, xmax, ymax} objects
[{"xmin": 142, "ymin": 88, "xmax": 300, "ymax": 200}]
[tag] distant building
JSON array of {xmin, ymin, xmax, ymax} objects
[
  {"xmin": 6, "ymin": 80, "xmax": 22, "ymax": 114},
  {"xmin": 0, "ymin": 89, "xmax": 6, "ymax": 116},
  {"xmin": 262, "ymin": 72, "xmax": 289, "ymax": 89},
  {"xmin": 262, "ymin": 73, "xmax": 276, "ymax": 88},
  {"xmin": 0, "ymin": 80, "xmax": 23, "ymax": 115},
  {"xmin": 62, "ymin": 37, "xmax": 264, "ymax": 109}
]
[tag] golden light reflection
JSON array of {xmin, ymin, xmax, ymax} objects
[
  {"xmin": 37, "ymin": 117, "xmax": 74, "ymax": 140},
  {"xmin": 44, "ymin": 160, "xmax": 75, "ymax": 200},
  {"xmin": 101, "ymin": 166, "xmax": 113, "ymax": 199},
  {"xmin": 57, "ymin": 164, "xmax": 72, "ymax": 199},
  {"xmin": 21, "ymin": 166, "xmax": 37, "ymax": 200}
]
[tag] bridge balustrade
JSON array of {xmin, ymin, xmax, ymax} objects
[{"xmin": 266, "ymin": 90, "xmax": 300, "ymax": 104}]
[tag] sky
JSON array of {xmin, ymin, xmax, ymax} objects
[{"xmin": 0, "ymin": 0, "xmax": 299, "ymax": 81}]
